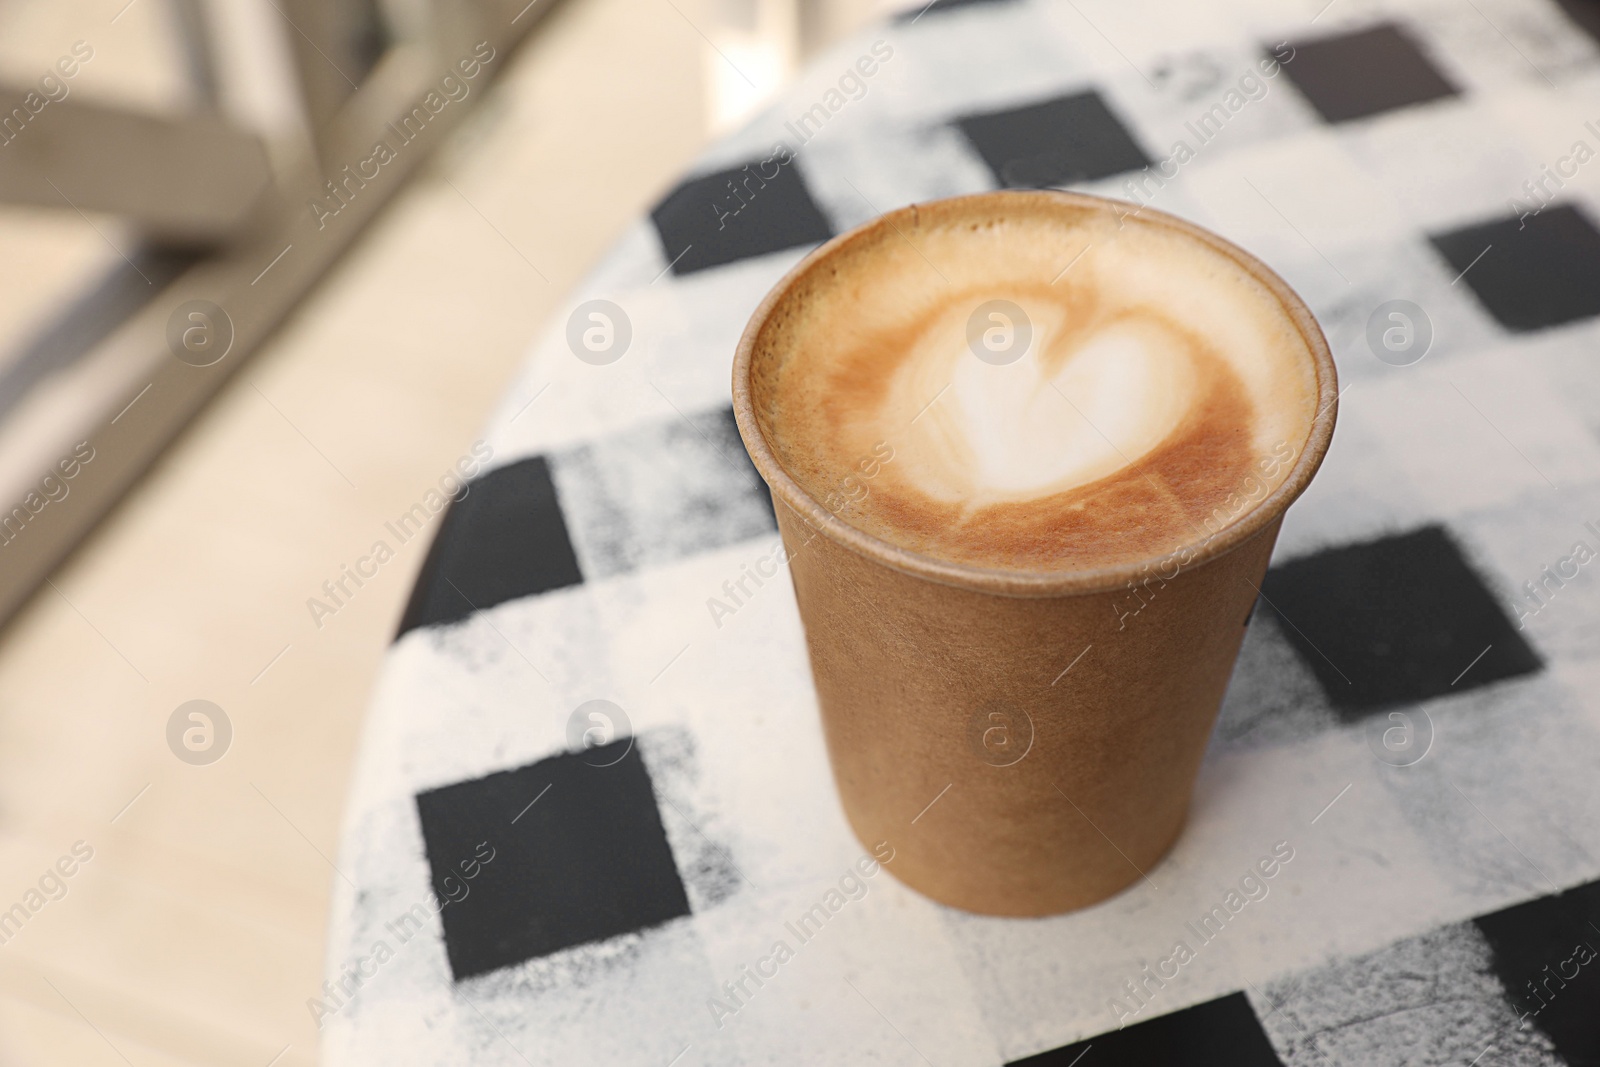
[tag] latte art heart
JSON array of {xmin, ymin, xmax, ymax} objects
[
  {"xmin": 758, "ymin": 195, "xmax": 1320, "ymax": 573},
  {"xmin": 888, "ymin": 305, "xmax": 1201, "ymax": 507}
]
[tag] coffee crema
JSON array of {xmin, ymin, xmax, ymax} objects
[{"xmin": 750, "ymin": 193, "xmax": 1324, "ymax": 574}]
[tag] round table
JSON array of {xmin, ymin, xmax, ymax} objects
[{"xmin": 323, "ymin": 0, "xmax": 1600, "ymax": 1062}]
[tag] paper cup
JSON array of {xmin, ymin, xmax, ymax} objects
[{"xmin": 732, "ymin": 191, "xmax": 1337, "ymax": 916}]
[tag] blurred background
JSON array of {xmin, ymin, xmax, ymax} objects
[{"xmin": 0, "ymin": 0, "xmax": 911, "ymax": 1060}]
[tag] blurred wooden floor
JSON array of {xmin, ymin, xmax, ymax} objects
[{"xmin": 0, "ymin": 0, "xmax": 724, "ymax": 1061}]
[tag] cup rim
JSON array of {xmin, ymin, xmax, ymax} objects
[{"xmin": 731, "ymin": 189, "xmax": 1339, "ymax": 599}]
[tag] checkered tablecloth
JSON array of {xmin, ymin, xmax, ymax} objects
[{"xmin": 321, "ymin": 1, "xmax": 1600, "ymax": 1062}]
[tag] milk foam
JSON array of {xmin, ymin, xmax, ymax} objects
[
  {"xmin": 887, "ymin": 303, "xmax": 1200, "ymax": 506},
  {"xmin": 755, "ymin": 194, "xmax": 1322, "ymax": 572}
]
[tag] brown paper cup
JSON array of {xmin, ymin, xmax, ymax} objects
[{"xmin": 732, "ymin": 191, "xmax": 1338, "ymax": 917}]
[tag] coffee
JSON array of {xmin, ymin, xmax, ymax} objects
[
  {"xmin": 753, "ymin": 195, "xmax": 1320, "ymax": 573},
  {"xmin": 734, "ymin": 191, "xmax": 1337, "ymax": 915}
]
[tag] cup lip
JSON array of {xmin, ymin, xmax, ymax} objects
[{"xmin": 732, "ymin": 189, "xmax": 1339, "ymax": 599}]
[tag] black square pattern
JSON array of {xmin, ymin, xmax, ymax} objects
[
  {"xmin": 1430, "ymin": 205, "xmax": 1600, "ymax": 332},
  {"xmin": 1280, "ymin": 22, "xmax": 1458, "ymax": 123},
  {"xmin": 415, "ymin": 741, "xmax": 691, "ymax": 981},
  {"xmin": 1475, "ymin": 878, "xmax": 1600, "ymax": 1065},
  {"xmin": 650, "ymin": 157, "xmax": 832, "ymax": 276},
  {"xmin": 955, "ymin": 91, "xmax": 1151, "ymax": 188},
  {"xmin": 1009, "ymin": 993, "xmax": 1283, "ymax": 1066},
  {"xmin": 1259, "ymin": 525, "xmax": 1541, "ymax": 717},
  {"xmin": 396, "ymin": 456, "xmax": 583, "ymax": 636}
]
